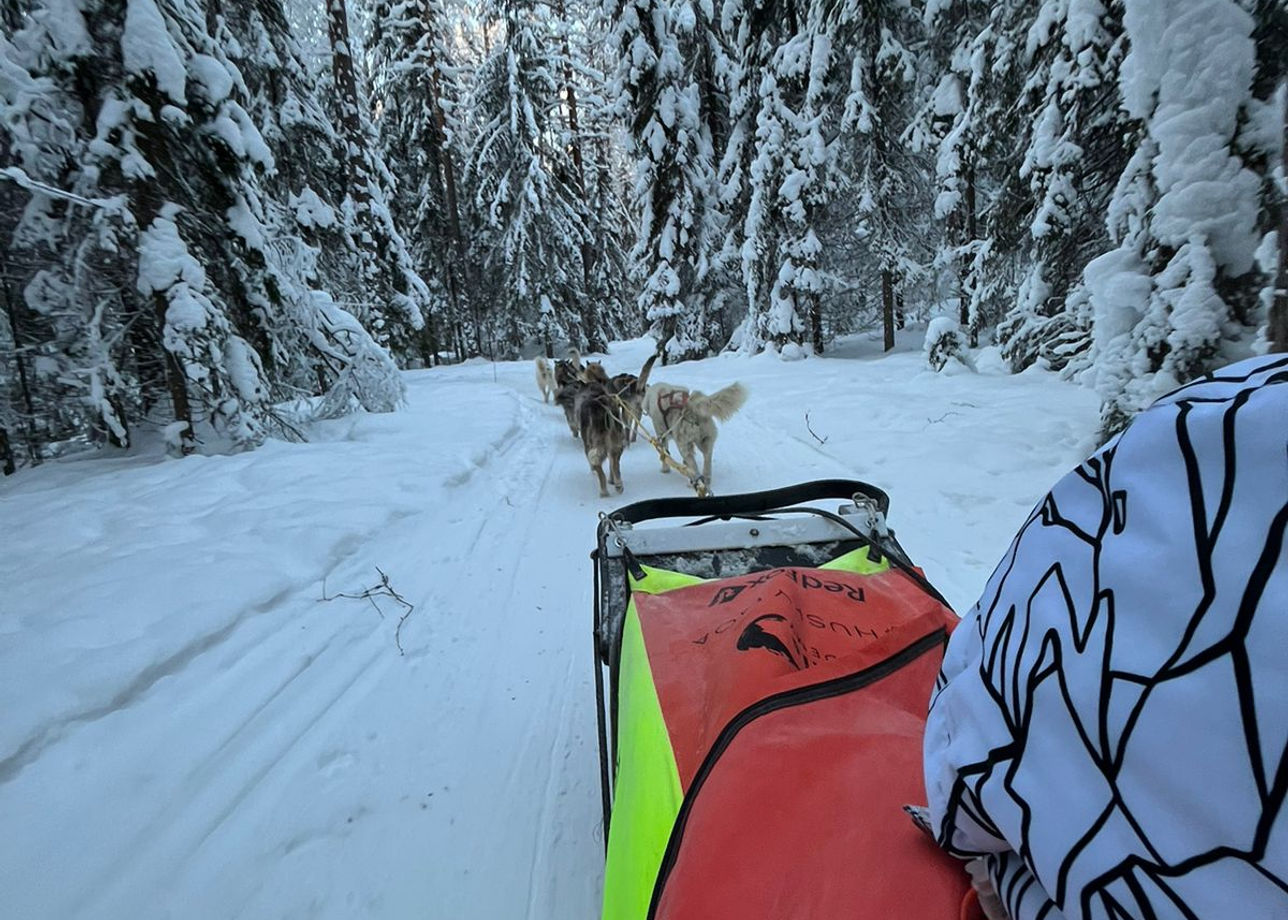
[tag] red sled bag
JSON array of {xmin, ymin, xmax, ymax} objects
[{"xmin": 593, "ymin": 482, "xmax": 980, "ymax": 920}]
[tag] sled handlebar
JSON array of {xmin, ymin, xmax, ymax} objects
[{"xmin": 602, "ymin": 479, "xmax": 891, "ymax": 527}]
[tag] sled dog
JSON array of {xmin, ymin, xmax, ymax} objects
[
  {"xmin": 643, "ymin": 380, "xmax": 748, "ymax": 488},
  {"xmin": 609, "ymin": 371, "xmax": 646, "ymax": 443},
  {"xmin": 553, "ymin": 348, "xmax": 583, "ymax": 388},
  {"xmin": 534, "ymin": 357, "xmax": 556, "ymax": 403},
  {"xmin": 577, "ymin": 354, "xmax": 658, "ymax": 497},
  {"xmin": 553, "ymin": 348, "xmax": 588, "ymax": 437},
  {"xmin": 580, "ymin": 360, "xmax": 608, "ymax": 385}
]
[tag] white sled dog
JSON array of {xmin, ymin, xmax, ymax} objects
[
  {"xmin": 643, "ymin": 380, "xmax": 748, "ymax": 488},
  {"xmin": 534, "ymin": 357, "xmax": 556, "ymax": 403}
]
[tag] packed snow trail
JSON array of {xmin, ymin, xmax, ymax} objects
[{"xmin": 0, "ymin": 333, "xmax": 1098, "ymax": 919}]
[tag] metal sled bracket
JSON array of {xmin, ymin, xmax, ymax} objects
[
  {"xmin": 844, "ymin": 493, "xmax": 889, "ymax": 543},
  {"xmin": 603, "ymin": 504, "xmax": 867, "ymax": 559}
]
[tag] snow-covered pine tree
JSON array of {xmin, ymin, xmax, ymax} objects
[
  {"xmin": 583, "ymin": 119, "xmax": 642, "ymax": 345},
  {"xmin": 1081, "ymin": 0, "xmax": 1276, "ymax": 436},
  {"xmin": 832, "ymin": 0, "xmax": 928, "ymax": 353},
  {"xmin": 5, "ymin": 0, "xmax": 281, "ymax": 454},
  {"xmin": 549, "ymin": 0, "xmax": 609, "ymax": 353},
  {"xmin": 1, "ymin": 9, "xmax": 114, "ymax": 461},
  {"xmin": 995, "ymin": 0, "xmax": 1130, "ymax": 373},
  {"xmin": 0, "ymin": 0, "xmax": 412, "ymax": 463},
  {"xmin": 609, "ymin": 0, "xmax": 728, "ymax": 361},
  {"xmin": 370, "ymin": 0, "xmax": 472, "ymax": 363},
  {"xmin": 572, "ymin": 11, "xmax": 641, "ymax": 348},
  {"xmin": 764, "ymin": 9, "xmax": 833, "ymax": 355},
  {"xmin": 1245, "ymin": 0, "xmax": 1287, "ymax": 353},
  {"xmin": 467, "ymin": 0, "xmax": 589, "ymax": 358},
  {"xmin": 325, "ymin": 0, "xmax": 434, "ymax": 365},
  {"xmin": 729, "ymin": 0, "xmax": 933, "ymax": 356},
  {"xmin": 720, "ymin": 0, "xmax": 793, "ymax": 354},
  {"xmin": 909, "ymin": 0, "xmax": 1015, "ymax": 349},
  {"xmin": 211, "ymin": 0, "xmax": 410, "ymax": 414}
]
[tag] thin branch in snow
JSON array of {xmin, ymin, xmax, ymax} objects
[
  {"xmin": 321, "ymin": 567, "xmax": 417, "ymax": 655},
  {"xmin": 805, "ymin": 412, "xmax": 828, "ymax": 446},
  {"xmin": 923, "ymin": 411, "xmax": 960, "ymax": 429},
  {"xmin": 320, "ymin": 574, "xmax": 385, "ymax": 618}
]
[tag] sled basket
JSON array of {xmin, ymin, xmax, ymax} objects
[{"xmin": 591, "ymin": 480, "xmax": 976, "ymax": 920}]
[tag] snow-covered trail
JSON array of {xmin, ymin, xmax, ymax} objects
[
  {"xmin": 2, "ymin": 369, "xmax": 611, "ymax": 919},
  {"xmin": 0, "ymin": 334, "xmax": 1098, "ymax": 919}
]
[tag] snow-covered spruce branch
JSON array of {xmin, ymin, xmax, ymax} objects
[{"xmin": 320, "ymin": 567, "xmax": 416, "ymax": 655}]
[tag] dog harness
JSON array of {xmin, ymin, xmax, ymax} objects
[{"xmin": 656, "ymin": 388, "xmax": 690, "ymax": 434}]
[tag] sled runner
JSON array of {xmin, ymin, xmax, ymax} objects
[{"xmin": 592, "ymin": 480, "xmax": 977, "ymax": 920}]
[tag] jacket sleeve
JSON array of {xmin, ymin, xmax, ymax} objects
[{"xmin": 924, "ymin": 354, "xmax": 1288, "ymax": 920}]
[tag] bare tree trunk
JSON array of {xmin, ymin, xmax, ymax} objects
[
  {"xmin": 957, "ymin": 273, "xmax": 969, "ymax": 329},
  {"xmin": 472, "ymin": 300, "xmax": 485, "ymax": 357},
  {"xmin": 422, "ymin": 14, "xmax": 468, "ymax": 363},
  {"xmin": 882, "ymin": 268, "xmax": 895, "ymax": 352},
  {"xmin": 424, "ymin": 32, "xmax": 462, "ymax": 249},
  {"xmin": 152, "ymin": 293, "xmax": 197, "ymax": 453},
  {"xmin": 422, "ymin": 318, "xmax": 439, "ymax": 367},
  {"xmin": 326, "ymin": 0, "xmax": 368, "ymax": 204},
  {"xmin": 810, "ymin": 295, "xmax": 823, "ymax": 354},
  {"xmin": 963, "ymin": 160, "xmax": 979, "ymax": 346},
  {"xmin": 0, "ymin": 426, "xmax": 14, "ymax": 475},
  {"xmin": 129, "ymin": 77, "xmax": 196, "ymax": 454},
  {"xmin": 1, "ymin": 281, "xmax": 42, "ymax": 465}
]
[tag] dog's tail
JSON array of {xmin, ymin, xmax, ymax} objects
[
  {"xmin": 636, "ymin": 353, "xmax": 659, "ymax": 393},
  {"xmin": 688, "ymin": 382, "xmax": 747, "ymax": 421},
  {"xmin": 535, "ymin": 356, "xmax": 550, "ymax": 374},
  {"xmin": 568, "ymin": 347, "xmax": 583, "ymax": 370}
]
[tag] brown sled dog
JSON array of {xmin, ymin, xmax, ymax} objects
[
  {"xmin": 576, "ymin": 353, "xmax": 658, "ymax": 497},
  {"xmin": 552, "ymin": 349, "xmax": 586, "ymax": 438}
]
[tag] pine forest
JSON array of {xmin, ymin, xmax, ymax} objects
[{"xmin": 2, "ymin": 0, "xmax": 1285, "ymax": 468}]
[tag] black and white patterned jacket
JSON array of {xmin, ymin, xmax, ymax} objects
[{"xmin": 925, "ymin": 355, "xmax": 1288, "ymax": 919}]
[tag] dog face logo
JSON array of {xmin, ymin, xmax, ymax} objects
[{"xmin": 736, "ymin": 614, "xmax": 805, "ymax": 669}]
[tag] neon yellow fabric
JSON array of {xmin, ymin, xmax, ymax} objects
[
  {"xmin": 628, "ymin": 563, "xmax": 707, "ymax": 594},
  {"xmin": 820, "ymin": 546, "xmax": 892, "ymax": 575},
  {"xmin": 601, "ymin": 597, "xmax": 684, "ymax": 920}
]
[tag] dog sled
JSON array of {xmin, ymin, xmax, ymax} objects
[{"xmin": 592, "ymin": 480, "xmax": 979, "ymax": 920}]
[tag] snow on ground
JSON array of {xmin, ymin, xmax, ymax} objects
[{"xmin": 0, "ymin": 329, "xmax": 1099, "ymax": 920}]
